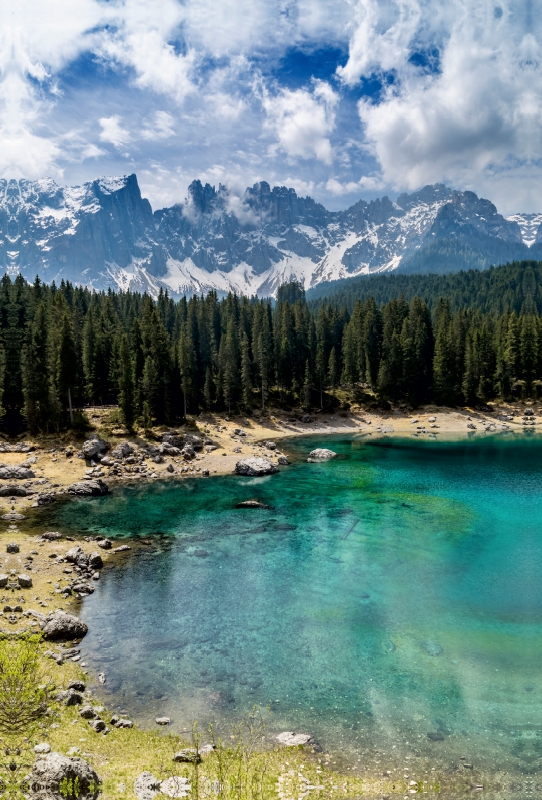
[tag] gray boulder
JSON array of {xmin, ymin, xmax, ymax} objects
[
  {"xmin": 277, "ymin": 455, "xmax": 289, "ymax": 465},
  {"xmin": 182, "ymin": 445, "xmax": 195, "ymax": 460},
  {"xmin": 234, "ymin": 458, "xmax": 279, "ymax": 477},
  {"xmin": 82, "ymin": 439, "xmax": 109, "ymax": 459},
  {"xmin": 29, "ymin": 752, "xmax": 100, "ymax": 800},
  {"xmin": 276, "ymin": 731, "xmax": 316, "ymax": 747},
  {"xmin": 264, "ymin": 440, "xmax": 276, "ymax": 450},
  {"xmin": 185, "ymin": 434, "xmax": 203, "ymax": 450},
  {"xmin": 41, "ymin": 610, "xmax": 88, "ymax": 641},
  {"xmin": 159, "ymin": 443, "xmax": 181, "ymax": 456},
  {"xmin": 68, "ymin": 480, "xmax": 109, "ymax": 496},
  {"xmin": 110, "ymin": 442, "xmax": 133, "ymax": 459},
  {"xmin": 32, "ymin": 493, "xmax": 56, "ymax": 507},
  {"xmin": 18, "ymin": 574, "xmax": 33, "ymax": 588},
  {"xmin": 88, "ymin": 552, "xmax": 103, "ymax": 570},
  {"xmin": 162, "ymin": 433, "xmax": 185, "ymax": 449},
  {"xmin": 56, "ymin": 689, "xmax": 83, "ymax": 706},
  {"xmin": 97, "ymin": 537, "xmax": 112, "ymax": 549},
  {"xmin": 0, "ymin": 575, "xmax": 9, "ymax": 588},
  {"xmin": 65, "ymin": 547, "xmax": 88, "ymax": 567},
  {"xmin": 0, "ymin": 466, "xmax": 35, "ymax": 479},
  {"xmin": 308, "ymin": 448, "xmax": 337, "ymax": 460}
]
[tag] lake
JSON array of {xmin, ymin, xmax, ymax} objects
[{"xmin": 43, "ymin": 435, "xmax": 542, "ymax": 786}]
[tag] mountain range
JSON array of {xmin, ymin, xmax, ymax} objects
[{"xmin": 1, "ymin": 174, "xmax": 541, "ymax": 297}]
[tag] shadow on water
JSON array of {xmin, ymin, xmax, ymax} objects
[{"xmin": 39, "ymin": 434, "xmax": 542, "ymax": 797}]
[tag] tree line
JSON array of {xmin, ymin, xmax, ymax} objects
[
  {"xmin": 308, "ymin": 259, "xmax": 542, "ymax": 315},
  {"xmin": 0, "ymin": 265, "xmax": 541, "ymax": 434}
]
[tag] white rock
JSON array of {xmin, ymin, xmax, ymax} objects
[
  {"xmin": 308, "ymin": 449, "xmax": 337, "ymax": 460},
  {"xmin": 34, "ymin": 743, "xmax": 51, "ymax": 754},
  {"xmin": 160, "ymin": 777, "xmax": 191, "ymax": 798}
]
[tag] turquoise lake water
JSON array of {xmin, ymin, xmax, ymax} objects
[{"xmin": 42, "ymin": 435, "xmax": 542, "ymax": 785}]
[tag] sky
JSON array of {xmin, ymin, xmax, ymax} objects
[{"xmin": 0, "ymin": 0, "xmax": 540, "ymax": 214}]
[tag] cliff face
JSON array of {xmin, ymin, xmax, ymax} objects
[{"xmin": 0, "ymin": 174, "xmax": 539, "ymax": 296}]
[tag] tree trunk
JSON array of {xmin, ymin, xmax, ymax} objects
[{"xmin": 68, "ymin": 387, "xmax": 74, "ymax": 426}]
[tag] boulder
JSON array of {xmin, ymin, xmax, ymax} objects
[
  {"xmin": 234, "ymin": 458, "xmax": 279, "ymax": 477},
  {"xmin": 56, "ymin": 689, "xmax": 83, "ymax": 706},
  {"xmin": 32, "ymin": 492, "xmax": 56, "ymax": 507},
  {"xmin": 110, "ymin": 442, "xmax": 133, "ymax": 459},
  {"xmin": 172, "ymin": 749, "xmax": 201, "ymax": 764},
  {"xmin": 68, "ymin": 680, "xmax": 86, "ymax": 691},
  {"xmin": 41, "ymin": 610, "xmax": 88, "ymax": 641},
  {"xmin": 134, "ymin": 772, "xmax": 161, "ymax": 800},
  {"xmin": 82, "ymin": 439, "xmax": 109, "ymax": 459},
  {"xmin": 7, "ymin": 542, "xmax": 19, "ymax": 553},
  {"xmin": 159, "ymin": 444, "xmax": 181, "ymax": 456},
  {"xmin": 88, "ymin": 552, "xmax": 103, "ymax": 570},
  {"xmin": 185, "ymin": 434, "xmax": 203, "ymax": 451},
  {"xmin": 0, "ymin": 466, "xmax": 35, "ymax": 479},
  {"xmin": 264, "ymin": 440, "xmax": 276, "ymax": 450},
  {"xmin": 155, "ymin": 716, "xmax": 171, "ymax": 725},
  {"xmin": 235, "ymin": 500, "xmax": 270, "ymax": 509},
  {"xmin": 0, "ymin": 575, "xmax": 8, "ymax": 588},
  {"xmin": 79, "ymin": 706, "xmax": 96, "ymax": 720},
  {"xmin": 308, "ymin": 449, "xmax": 337, "ymax": 460},
  {"xmin": 97, "ymin": 538, "xmax": 112, "ymax": 549},
  {"xmin": 34, "ymin": 743, "xmax": 51, "ymax": 755},
  {"xmin": 18, "ymin": 574, "xmax": 33, "ymax": 589},
  {"xmin": 29, "ymin": 752, "xmax": 100, "ymax": 800},
  {"xmin": 162, "ymin": 433, "xmax": 185, "ymax": 449},
  {"xmin": 66, "ymin": 546, "xmax": 87, "ymax": 566},
  {"xmin": 182, "ymin": 445, "xmax": 195, "ymax": 460},
  {"xmin": 42, "ymin": 531, "xmax": 62, "ymax": 541},
  {"xmin": 0, "ymin": 484, "xmax": 28, "ymax": 496},
  {"xmin": 277, "ymin": 455, "xmax": 289, "ymax": 465},
  {"xmin": 68, "ymin": 480, "xmax": 109, "ymax": 496}
]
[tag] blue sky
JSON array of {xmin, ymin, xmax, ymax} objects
[{"xmin": 0, "ymin": 0, "xmax": 539, "ymax": 214}]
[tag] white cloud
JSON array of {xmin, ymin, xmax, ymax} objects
[
  {"xmin": 99, "ymin": 116, "xmax": 131, "ymax": 148},
  {"xmin": 263, "ymin": 80, "xmax": 339, "ymax": 165},
  {"xmin": 339, "ymin": 0, "xmax": 542, "ymax": 212},
  {"xmin": 141, "ymin": 111, "xmax": 176, "ymax": 141}
]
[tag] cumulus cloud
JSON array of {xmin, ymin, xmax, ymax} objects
[
  {"xmin": 99, "ymin": 116, "xmax": 131, "ymax": 148},
  {"xmin": 339, "ymin": 0, "xmax": 542, "ymax": 211},
  {"xmin": 263, "ymin": 80, "xmax": 339, "ymax": 164}
]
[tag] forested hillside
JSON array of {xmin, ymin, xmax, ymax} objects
[
  {"xmin": 1, "ymin": 263, "xmax": 541, "ymax": 435},
  {"xmin": 308, "ymin": 259, "xmax": 542, "ymax": 313}
]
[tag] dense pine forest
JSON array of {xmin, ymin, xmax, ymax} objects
[
  {"xmin": 1, "ymin": 261, "xmax": 542, "ymax": 435},
  {"xmin": 308, "ymin": 259, "xmax": 542, "ymax": 313}
]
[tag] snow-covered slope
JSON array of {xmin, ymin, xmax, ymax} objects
[{"xmin": 0, "ymin": 175, "xmax": 538, "ymax": 297}]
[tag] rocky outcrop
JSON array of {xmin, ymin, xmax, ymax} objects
[
  {"xmin": 67, "ymin": 479, "xmax": 109, "ymax": 496},
  {"xmin": 40, "ymin": 610, "xmax": 88, "ymax": 641},
  {"xmin": 234, "ymin": 458, "xmax": 279, "ymax": 476},
  {"xmin": 29, "ymin": 752, "xmax": 100, "ymax": 800},
  {"xmin": 110, "ymin": 442, "xmax": 133, "ymax": 459},
  {"xmin": 82, "ymin": 438, "xmax": 109, "ymax": 459}
]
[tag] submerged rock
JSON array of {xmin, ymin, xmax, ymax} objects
[
  {"xmin": 234, "ymin": 458, "xmax": 279, "ymax": 477},
  {"xmin": 276, "ymin": 731, "xmax": 316, "ymax": 747},
  {"xmin": 235, "ymin": 499, "xmax": 270, "ymax": 509},
  {"xmin": 308, "ymin": 449, "xmax": 337, "ymax": 460},
  {"xmin": 422, "ymin": 640, "xmax": 443, "ymax": 656}
]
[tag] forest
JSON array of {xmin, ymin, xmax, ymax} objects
[{"xmin": 0, "ymin": 260, "xmax": 541, "ymax": 435}]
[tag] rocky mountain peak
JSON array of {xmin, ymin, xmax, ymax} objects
[{"xmin": 0, "ymin": 174, "xmax": 539, "ymax": 296}]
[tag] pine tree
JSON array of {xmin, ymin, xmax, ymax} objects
[
  {"xmin": 240, "ymin": 331, "xmax": 253, "ymax": 409},
  {"xmin": 328, "ymin": 347, "xmax": 337, "ymax": 392},
  {"xmin": 117, "ymin": 335, "xmax": 135, "ymax": 430}
]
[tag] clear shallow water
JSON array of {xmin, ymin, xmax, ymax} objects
[{"xmin": 43, "ymin": 436, "xmax": 542, "ymax": 786}]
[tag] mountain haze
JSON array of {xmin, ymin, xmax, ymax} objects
[{"xmin": 1, "ymin": 175, "xmax": 540, "ymax": 297}]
